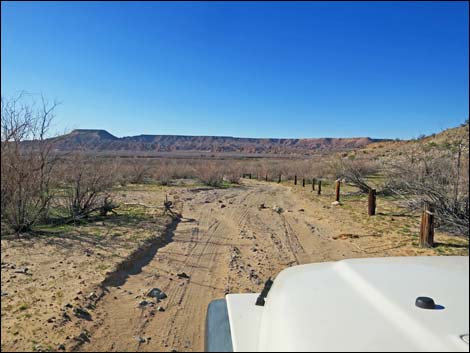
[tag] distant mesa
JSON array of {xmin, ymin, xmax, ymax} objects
[
  {"xmin": 68, "ymin": 129, "xmax": 119, "ymax": 140},
  {"xmin": 47, "ymin": 129, "xmax": 387, "ymax": 155}
]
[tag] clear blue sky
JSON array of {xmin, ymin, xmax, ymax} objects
[{"xmin": 1, "ymin": 1, "xmax": 468, "ymax": 139}]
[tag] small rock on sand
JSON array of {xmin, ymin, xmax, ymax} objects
[
  {"xmin": 73, "ymin": 307, "xmax": 91, "ymax": 320},
  {"xmin": 32, "ymin": 344, "xmax": 43, "ymax": 352},
  {"xmin": 62, "ymin": 312, "xmax": 71, "ymax": 322},
  {"xmin": 87, "ymin": 292, "xmax": 97, "ymax": 300},
  {"xmin": 74, "ymin": 331, "xmax": 90, "ymax": 343},
  {"xmin": 134, "ymin": 336, "xmax": 146, "ymax": 343},
  {"xmin": 138, "ymin": 300, "xmax": 149, "ymax": 307},
  {"xmin": 14, "ymin": 268, "xmax": 28, "ymax": 274},
  {"xmin": 146, "ymin": 288, "xmax": 167, "ymax": 300}
]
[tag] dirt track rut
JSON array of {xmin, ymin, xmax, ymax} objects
[{"xmin": 81, "ymin": 180, "xmax": 356, "ymax": 352}]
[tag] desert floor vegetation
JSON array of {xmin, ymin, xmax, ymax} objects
[{"xmin": 1, "ymin": 95, "xmax": 468, "ymax": 352}]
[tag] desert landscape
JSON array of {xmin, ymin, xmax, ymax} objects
[
  {"xmin": 2, "ymin": 2, "xmax": 468, "ymax": 352},
  {"xmin": 1, "ymin": 108, "xmax": 468, "ymax": 351}
]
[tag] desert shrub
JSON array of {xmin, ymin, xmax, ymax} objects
[
  {"xmin": 60, "ymin": 154, "xmax": 118, "ymax": 221},
  {"xmin": 194, "ymin": 161, "xmax": 225, "ymax": 187},
  {"xmin": 248, "ymin": 157, "xmax": 327, "ymax": 181},
  {"xmin": 222, "ymin": 162, "xmax": 241, "ymax": 184},
  {"xmin": 113, "ymin": 155, "xmax": 336, "ymax": 186},
  {"xmin": 1, "ymin": 94, "xmax": 60, "ymax": 233},
  {"xmin": 384, "ymin": 136, "xmax": 469, "ymax": 236},
  {"xmin": 112, "ymin": 157, "xmax": 154, "ymax": 185},
  {"xmin": 332, "ymin": 157, "xmax": 380, "ymax": 193},
  {"xmin": 127, "ymin": 157, "xmax": 152, "ymax": 183}
]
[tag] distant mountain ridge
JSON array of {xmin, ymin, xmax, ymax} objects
[{"xmin": 48, "ymin": 129, "xmax": 389, "ymax": 155}]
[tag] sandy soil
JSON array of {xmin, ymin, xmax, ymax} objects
[
  {"xmin": 78, "ymin": 180, "xmax": 467, "ymax": 352},
  {"xmin": 0, "ymin": 187, "xmax": 175, "ymax": 352},
  {"xmin": 1, "ymin": 180, "xmax": 468, "ymax": 352}
]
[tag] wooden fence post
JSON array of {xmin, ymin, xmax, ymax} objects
[
  {"xmin": 302, "ymin": 178, "xmax": 305, "ymax": 187},
  {"xmin": 312, "ymin": 178, "xmax": 315, "ymax": 191},
  {"xmin": 335, "ymin": 179, "xmax": 341, "ymax": 202},
  {"xmin": 278, "ymin": 174, "xmax": 281, "ymax": 183},
  {"xmin": 419, "ymin": 202, "xmax": 435, "ymax": 248},
  {"xmin": 294, "ymin": 175, "xmax": 297, "ymax": 185},
  {"xmin": 317, "ymin": 180, "xmax": 322, "ymax": 195},
  {"xmin": 368, "ymin": 189, "xmax": 376, "ymax": 216}
]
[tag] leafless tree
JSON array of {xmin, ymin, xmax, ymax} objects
[
  {"xmin": 60, "ymin": 153, "xmax": 118, "ymax": 222},
  {"xmin": 1, "ymin": 93, "xmax": 60, "ymax": 233}
]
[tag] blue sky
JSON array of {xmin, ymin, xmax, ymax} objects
[{"xmin": 1, "ymin": 1, "xmax": 468, "ymax": 139}]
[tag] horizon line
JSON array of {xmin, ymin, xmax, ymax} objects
[{"xmin": 67, "ymin": 128, "xmax": 392, "ymax": 141}]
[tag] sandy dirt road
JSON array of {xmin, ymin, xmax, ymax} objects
[{"xmin": 79, "ymin": 180, "xmax": 372, "ymax": 352}]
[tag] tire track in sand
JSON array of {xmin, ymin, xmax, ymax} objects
[{"xmin": 80, "ymin": 180, "xmax": 363, "ymax": 352}]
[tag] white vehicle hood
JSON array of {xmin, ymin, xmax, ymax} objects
[{"xmin": 226, "ymin": 256, "xmax": 469, "ymax": 352}]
